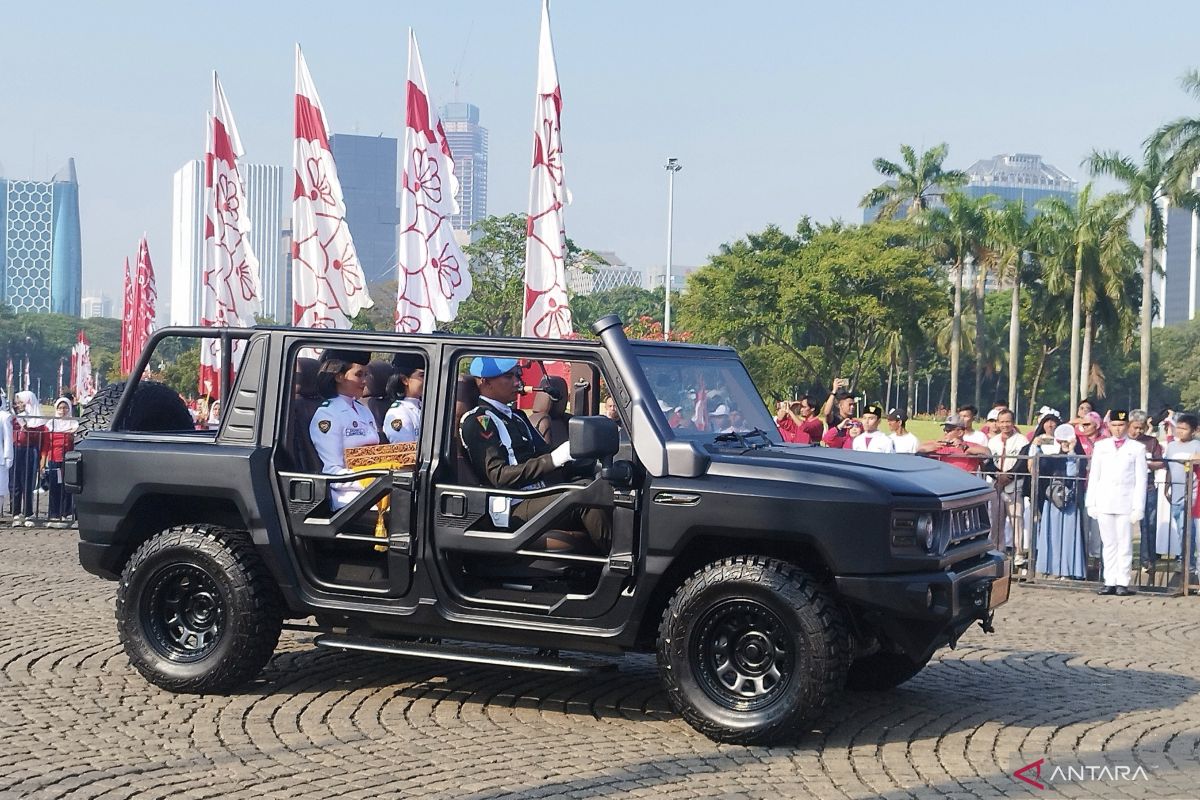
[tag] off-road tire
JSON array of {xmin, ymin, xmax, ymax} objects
[
  {"xmin": 77, "ymin": 381, "xmax": 193, "ymax": 440},
  {"xmin": 657, "ymin": 555, "xmax": 850, "ymax": 745},
  {"xmin": 116, "ymin": 525, "xmax": 282, "ymax": 693},
  {"xmin": 845, "ymin": 651, "xmax": 930, "ymax": 691}
]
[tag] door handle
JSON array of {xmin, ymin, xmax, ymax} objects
[{"xmin": 440, "ymin": 492, "xmax": 467, "ymax": 518}]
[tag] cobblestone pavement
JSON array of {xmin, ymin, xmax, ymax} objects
[{"xmin": 2, "ymin": 529, "xmax": 1199, "ymax": 800}]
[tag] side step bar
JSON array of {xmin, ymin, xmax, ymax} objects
[{"xmin": 313, "ymin": 634, "xmax": 618, "ymax": 674}]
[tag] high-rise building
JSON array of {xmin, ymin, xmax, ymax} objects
[
  {"xmin": 862, "ymin": 152, "xmax": 1077, "ymax": 222},
  {"xmin": 1159, "ymin": 173, "xmax": 1200, "ymax": 327},
  {"xmin": 170, "ymin": 160, "xmax": 287, "ymax": 325},
  {"xmin": 0, "ymin": 159, "xmax": 82, "ymax": 315},
  {"xmin": 567, "ymin": 251, "xmax": 643, "ymax": 295},
  {"xmin": 440, "ymin": 102, "xmax": 488, "ymax": 239},
  {"xmin": 328, "ymin": 133, "xmax": 398, "ymax": 286},
  {"xmin": 81, "ymin": 293, "xmax": 114, "ymax": 318}
]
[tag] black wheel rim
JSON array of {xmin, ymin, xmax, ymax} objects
[
  {"xmin": 141, "ymin": 563, "xmax": 225, "ymax": 662},
  {"xmin": 692, "ymin": 598, "xmax": 793, "ymax": 711}
]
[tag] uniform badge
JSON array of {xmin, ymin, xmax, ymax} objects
[
  {"xmin": 477, "ymin": 415, "xmax": 494, "ymax": 440},
  {"xmin": 352, "ymin": 421, "xmax": 358, "ymax": 428},
  {"xmin": 391, "ymin": 419, "xmax": 402, "ymax": 431},
  {"xmin": 318, "ymin": 420, "xmax": 331, "ymax": 434}
]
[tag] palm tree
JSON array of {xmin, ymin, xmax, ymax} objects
[
  {"xmin": 1086, "ymin": 144, "xmax": 1191, "ymax": 410},
  {"xmin": 925, "ymin": 192, "xmax": 991, "ymax": 412},
  {"xmin": 1153, "ymin": 69, "xmax": 1200, "ymax": 191},
  {"xmin": 1078, "ymin": 218, "xmax": 1139, "ymax": 400},
  {"xmin": 984, "ymin": 200, "xmax": 1032, "ymax": 410},
  {"xmin": 860, "ymin": 143, "xmax": 968, "ymax": 220},
  {"xmin": 1034, "ymin": 185, "xmax": 1125, "ymax": 408}
]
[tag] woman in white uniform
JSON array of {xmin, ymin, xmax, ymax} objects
[{"xmin": 309, "ymin": 350, "xmax": 380, "ymax": 509}]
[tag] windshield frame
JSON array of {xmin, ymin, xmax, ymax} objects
[{"xmin": 632, "ymin": 347, "xmax": 782, "ymax": 444}]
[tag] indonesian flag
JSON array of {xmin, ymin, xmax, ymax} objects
[
  {"xmin": 119, "ymin": 257, "xmax": 135, "ymax": 374},
  {"xmin": 522, "ymin": 0, "xmax": 573, "ymax": 339},
  {"xmin": 395, "ymin": 30, "xmax": 472, "ymax": 333},
  {"xmin": 292, "ymin": 45, "xmax": 373, "ymax": 328},
  {"xmin": 131, "ymin": 235, "xmax": 158, "ymax": 365},
  {"xmin": 71, "ymin": 330, "xmax": 95, "ymax": 404},
  {"xmin": 200, "ymin": 72, "xmax": 262, "ymax": 398}
]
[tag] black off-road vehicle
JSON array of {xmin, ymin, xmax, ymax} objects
[{"xmin": 69, "ymin": 315, "xmax": 1008, "ymax": 744}]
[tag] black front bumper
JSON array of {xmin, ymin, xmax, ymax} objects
[{"xmin": 835, "ymin": 551, "xmax": 1010, "ymax": 660}]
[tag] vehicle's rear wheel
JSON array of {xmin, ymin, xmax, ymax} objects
[
  {"xmin": 657, "ymin": 555, "xmax": 849, "ymax": 745},
  {"xmin": 845, "ymin": 650, "xmax": 930, "ymax": 691},
  {"xmin": 116, "ymin": 525, "xmax": 282, "ymax": 693},
  {"xmin": 77, "ymin": 380, "xmax": 194, "ymax": 439}
]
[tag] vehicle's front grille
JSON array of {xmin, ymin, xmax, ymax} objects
[{"xmin": 942, "ymin": 503, "xmax": 991, "ymax": 548}]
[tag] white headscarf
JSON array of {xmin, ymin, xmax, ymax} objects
[
  {"xmin": 47, "ymin": 397, "xmax": 78, "ymax": 433},
  {"xmin": 14, "ymin": 390, "xmax": 39, "ymax": 419}
]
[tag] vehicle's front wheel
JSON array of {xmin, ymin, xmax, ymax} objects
[
  {"xmin": 116, "ymin": 525, "xmax": 282, "ymax": 693},
  {"xmin": 845, "ymin": 650, "xmax": 930, "ymax": 691},
  {"xmin": 657, "ymin": 556, "xmax": 849, "ymax": 745}
]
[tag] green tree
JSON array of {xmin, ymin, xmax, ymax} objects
[
  {"xmin": 677, "ymin": 220, "xmax": 945, "ymax": 401},
  {"xmin": 925, "ymin": 191, "xmax": 992, "ymax": 411},
  {"xmin": 569, "ymin": 285, "xmax": 664, "ymax": 332},
  {"xmin": 1087, "ymin": 143, "xmax": 1200, "ymax": 410},
  {"xmin": 984, "ymin": 200, "xmax": 1034, "ymax": 410},
  {"xmin": 1034, "ymin": 185, "xmax": 1127, "ymax": 408},
  {"xmin": 859, "ymin": 143, "xmax": 968, "ymax": 220},
  {"xmin": 447, "ymin": 213, "xmax": 588, "ymax": 337}
]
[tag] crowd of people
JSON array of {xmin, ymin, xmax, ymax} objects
[
  {"xmin": 0, "ymin": 389, "xmax": 81, "ymax": 528},
  {"xmin": 772, "ymin": 381, "xmax": 1200, "ymax": 595}
]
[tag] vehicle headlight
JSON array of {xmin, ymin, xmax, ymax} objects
[{"xmin": 916, "ymin": 513, "xmax": 936, "ymax": 551}]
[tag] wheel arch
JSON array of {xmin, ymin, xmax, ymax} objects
[
  {"xmin": 631, "ymin": 529, "xmax": 835, "ymax": 651},
  {"xmin": 106, "ymin": 493, "xmax": 249, "ymax": 577}
]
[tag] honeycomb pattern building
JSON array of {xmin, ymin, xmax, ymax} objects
[{"xmin": 0, "ymin": 159, "xmax": 82, "ymax": 315}]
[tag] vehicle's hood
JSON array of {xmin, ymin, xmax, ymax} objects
[{"xmin": 703, "ymin": 443, "xmax": 990, "ymax": 499}]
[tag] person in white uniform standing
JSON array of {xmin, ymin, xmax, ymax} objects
[
  {"xmin": 309, "ymin": 350, "xmax": 381, "ymax": 509},
  {"xmin": 852, "ymin": 404, "xmax": 895, "ymax": 453},
  {"xmin": 1085, "ymin": 409, "xmax": 1146, "ymax": 596}
]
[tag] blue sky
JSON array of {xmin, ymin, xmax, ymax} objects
[{"xmin": 4, "ymin": 0, "xmax": 1200, "ymax": 307}]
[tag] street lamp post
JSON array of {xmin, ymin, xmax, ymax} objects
[{"xmin": 663, "ymin": 157, "xmax": 682, "ymax": 339}]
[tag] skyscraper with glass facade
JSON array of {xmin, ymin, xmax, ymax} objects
[
  {"xmin": 170, "ymin": 160, "xmax": 287, "ymax": 325},
  {"xmin": 0, "ymin": 159, "xmax": 82, "ymax": 315},
  {"xmin": 1159, "ymin": 171, "xmax": 1200, "ymax": 327},
  {"xmin": 328, "ymin": 133, "xmax": 398, "ymax": 286},
  {"xmin": 440, "ymin": 102, "xmax": 488, "ymax": 239}
]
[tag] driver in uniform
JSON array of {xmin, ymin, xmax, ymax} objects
[{"xmin": 458, "ymin": 356, "xmax": 609, "ymax": 551}]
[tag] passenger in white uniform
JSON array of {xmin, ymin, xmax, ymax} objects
[
  {"xmin": 383, "ymin": 365, "xmax": 424, "ymax": 444},
  {"xmin": 309, "ymin": 350, "xmax": 381, "ymax": 509}
]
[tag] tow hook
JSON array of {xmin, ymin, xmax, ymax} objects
[{"xmin": 978, "ymin": 611, "xmax": 995, "ymax": 634}]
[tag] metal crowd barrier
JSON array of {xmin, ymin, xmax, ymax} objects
[
  {"xmin": 6, "ymin": 412, "xmax": 78, "ymax": 529},
  {"xmin": 936, "ymin": 449, "xmax": 1197, "ymax": 597}
]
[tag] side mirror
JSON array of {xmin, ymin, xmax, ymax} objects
[{"xmin": 568, "ymin": 416, "xmax": 620, "ymax": 461}]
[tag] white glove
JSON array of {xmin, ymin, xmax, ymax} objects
[
  {"xmin": 1130, "ymin": 508, "xmax": 1144, "ymax": 524},
  {"xmin": 2, "ymin": 458, "xmax": 10, "ymax": 469},
  {"xmin": 550, "ymin": 442, "xmax": 573, "ymax": 468}
]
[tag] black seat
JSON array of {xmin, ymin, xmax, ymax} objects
[{"xmin": 286, "ymin": 357, "xmax": 323, "ymax": 473}]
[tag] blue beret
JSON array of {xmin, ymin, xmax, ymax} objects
[{"xmin": 469, "ymin": 356, "xmax": 520, "ymax": 378}]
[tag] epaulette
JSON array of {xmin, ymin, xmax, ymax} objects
[
  {"xmin": 390, "ymin": 400, "xmax": 402, "ymax": 408},
  {"xmin": 318, "ymin": 400, "xmax": 331, "ymax": 408}
]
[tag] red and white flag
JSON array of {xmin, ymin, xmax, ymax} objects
[
  {"xmin": 119, "ymin": 257, "xmax": 135, "ymax": 374},
  {"xmin": 71, "ymin": 330, "xmax": 95, "ymax": 404},
  {"xmin": 131, "ymin": 235, "xmax": 158, "ymax": 363},
  {"xmin": 522, "ymin": 0, "xmax": 573, "ymax": 339},
  {"xmin": 395, "ymin": 30, "xmax": 472, "ymax": 333},
  {"xmin": 291, "ymin": 45, "xmax": 373, "ymax": 329},
  {"xmin": 200, "ymin": 72, "xmax": 262, "ymax": 398}
]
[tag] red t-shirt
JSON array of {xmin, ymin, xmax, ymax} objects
[
  {"xmin": 776, "ymin": 417, "xmax": 811, "ymax": 444},
  {"xmin": 800, "ymin": 416, "xmax": 824, "ymax": 442},
  {"xmin": 929, "ymin": 445, "xmax": 980, "ymax": 472}
]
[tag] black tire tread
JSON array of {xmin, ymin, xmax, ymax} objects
[
  {"xmin": 116, "ymin": 525, "xmax": 283, "ymax": 693},
  {"xmin": 656, "ymin": 555, "xmax": 850, "ymax": 745},
  {"xmin": 78, "ymin": 380, "xmax": 193, "ymax": 440}
]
